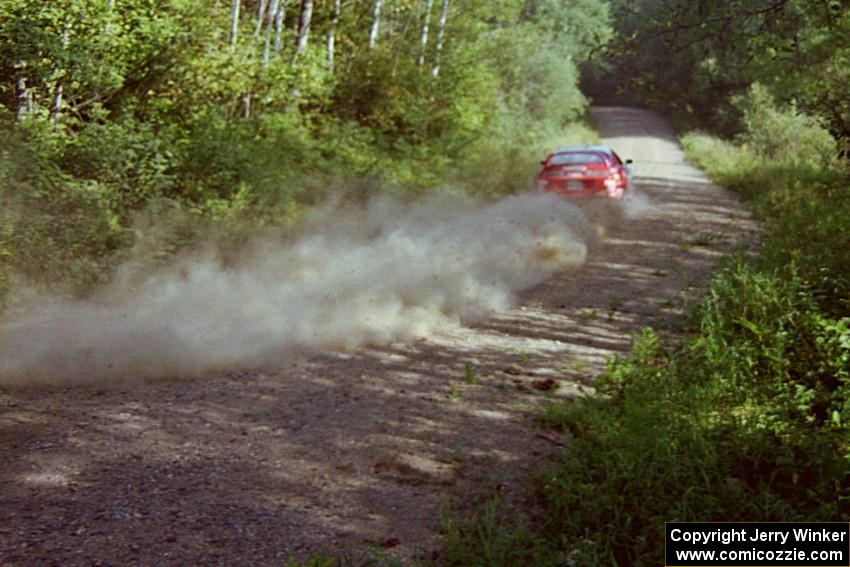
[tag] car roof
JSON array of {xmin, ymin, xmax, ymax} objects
[{"xmin": 551, "ymin": 145, "xmax": 614, "ymax": 156}]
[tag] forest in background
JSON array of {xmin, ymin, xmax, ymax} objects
[
  {"xmin": 586, "ymin": 0, "xmax": 850, "ymax": 152},
  {"xmin": 0, "ymin": 0, "xmax": 610, "ymax": 303}
]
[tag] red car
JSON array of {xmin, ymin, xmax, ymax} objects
[{"xmin": 535, "ymin": 145, "xmax": 633, "ymax": 200}]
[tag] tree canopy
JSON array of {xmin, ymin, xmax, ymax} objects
[
  {"xmin": 0, "ymin": 0, "xmax": 612, "ymax": 298},
  {"xmin": 586, "ymin": 0, "xmax": 850, "ymax": 153}
]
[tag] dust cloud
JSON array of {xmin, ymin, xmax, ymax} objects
[
  {"xmin": 622, "ymin": 190, "xmax": 654, "ymax": 218},
  {"xmin": 0, "ymin": 193, "xmax": 588, "ymax": 386}
]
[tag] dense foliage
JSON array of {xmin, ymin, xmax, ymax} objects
[
  {"xmin": 0, "ymin": 0, "xmax": 612, "ymax": 301},
  {"xmin": 585, "ymin": 0, "xmax": 850, "ymax": 153},
  {"xmin": 442, "ymin": 2, "xmax": 850, "ymax": 565},
  {"xmin": 443, "ymin": 83, "xmax": 850, "ymax": 567}
]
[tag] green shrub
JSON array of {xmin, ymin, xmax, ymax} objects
[
  {"xmin": 531, "ymin": 264, "xmax": 850, "ymax": 564},
  {"xmin": 60, "ymin": 117, "xmax": 179, "ymax": 210},
  {"xmin": 684, "ymin": 128, "xmax": 850, "ymax": 317},
  {"xmin": 446, "ymin": 107, "xmax": 850, "ymax": 566},
  {"xmin": 733, "ymin": 84, "xmax": 838, "ymax": 168}
]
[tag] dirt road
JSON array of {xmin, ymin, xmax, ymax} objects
[{"xmin": 0, "ymin": 108, "xmax": 758, "ymax": 564}]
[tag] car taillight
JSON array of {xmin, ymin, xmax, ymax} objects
[
  {"xmin": 609, "ymin": 167, "xmax": 627, "ymax": 188},
  {"xmin": 605, "ymin": 171, "xmax": 624, "ymax": 198}
]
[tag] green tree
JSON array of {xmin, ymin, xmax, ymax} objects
[{"xmin": 592, "ymin": 0, "xmax": 850, "ymax": 153}]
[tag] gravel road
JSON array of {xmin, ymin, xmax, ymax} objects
[{"xmin": 0, "ymin": 107, "xmax": 758, "ymax": 565}]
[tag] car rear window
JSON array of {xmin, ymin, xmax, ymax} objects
[{"xmin": 548, "ymin": 152, "xmax": 606, "ymax": 165}]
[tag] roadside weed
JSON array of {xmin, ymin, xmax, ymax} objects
[{"xmin": 463, "ymin": 363, "xmax": 479, "ymax": 385}]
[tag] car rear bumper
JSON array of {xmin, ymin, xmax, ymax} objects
[{"xmin": 539, "ymin": 185, "xmax": 626, "ymax": 200}]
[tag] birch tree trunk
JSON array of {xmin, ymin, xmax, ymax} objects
[
  {"xmin": 327, "ymin": 0, "xmax": 340, "ymax": 71},
  {"xmin": 418, "ymin": 0, "xmax": 434, "ymax": 66},
  {"xmin": 51, "ymin": 23, "xmax": 71, "ymax": 122},
  {"xmin": 17, "ymin": 77, "xmax": 31, "ymax": 121},
  {"xmin": 51, "ymin": 80, "xmax": 64, "ymax": 122},
  {"xmin": 368, "ymin": 0, "xmax": 382, "ymax": 48},
  {"xmin": 254, "ymin": 0, "xmax": 269, "ymax": 38},
  {"xmin": 431, "ymin": 0, "xmax": 448, "ymax": 77},
  {"xmin": 262, "ymin": 0, "xmax": 279, "ymax": 65},
  {"xmin": 295, "ymin": 0, "xmax": 313, "ymax": 57},
  {"xmin": 229, "ymin": 0, "xmax": 241, "ymax": 49},
  {"xmin": 273, "ymin": 0, "xmax": 285, "ymax": 52}
]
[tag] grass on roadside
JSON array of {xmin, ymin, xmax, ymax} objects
[{"xmin": 441, "ymin": 98, "xmax": 850, "ymax": 566}]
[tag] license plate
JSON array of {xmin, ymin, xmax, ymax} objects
[{"xmin": 566, "ymin": 181, "xmax": 583, "ymax": 190}]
